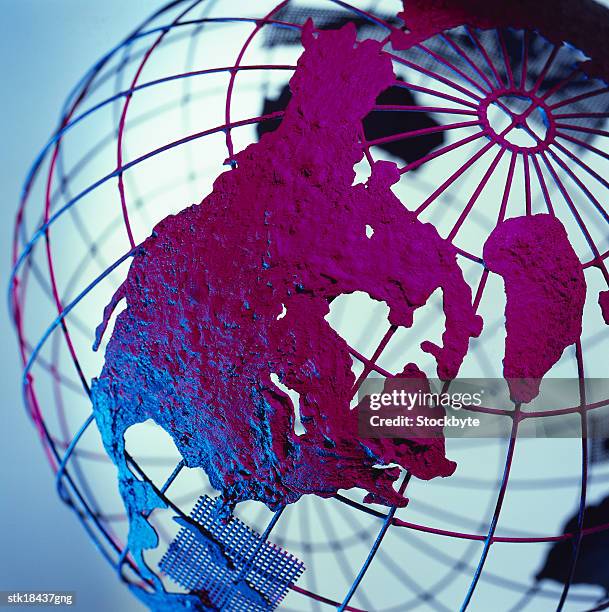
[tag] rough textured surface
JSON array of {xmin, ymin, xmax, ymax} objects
[
  {"xmin": 391, "ymin": 0, "xmax": 609, "ymax": 83},
  {"xmin": 483, "ymin": 214, "xmax": 586, "ymax": 403},
  {"xmin": 92, "ymin": 23, "xmax": 482, "ymax": 561},
  {"xmin": 600, "ymin": 290, "xmax": 609, "ymax": 325}
]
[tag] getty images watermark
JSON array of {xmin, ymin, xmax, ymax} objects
[{"xmin": 357, "ymin": 378, "xmax": 609, "ymax": 438}]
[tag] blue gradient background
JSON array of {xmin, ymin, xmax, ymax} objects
[
  {"xmin": 0, "ymin": 3, "xmax": 161, "ymax": 609},
  {"xmin": 3, "ymin": 2, "xmax": 609, "ymax": 612}
]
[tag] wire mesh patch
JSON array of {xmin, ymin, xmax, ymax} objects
[{"xmin": 159, "ymin": 496, "xmax": 304, "ymax": 610}]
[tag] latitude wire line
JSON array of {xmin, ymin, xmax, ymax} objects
[
  {"xmin": 556, "ymin": 341, "xmax": 589, "ymax": 611},
  {"xmin": 333, "ymin": 486, "xmax": 609, "ymax": 544},
  {"xmin": 328, "ymin": 0, "xmax": 394, "ymax": 32},
  {"xmin": 399, "ymin": 526, "xmax": 598, "ymax": 610},
  {"xmin": 337, "ymin": 472, "xmax": 412, "ymax": 612}
]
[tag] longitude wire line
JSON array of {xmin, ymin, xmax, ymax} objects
[
  {"xmin": 460, "ymin": 412, "xmax": 520, "ymax": 611},
  {"xmin": 446, "ymin": 146, "xmax": 507, "ymax": 242},
  {"xmin": 550, "ymin": 84, "xmax": 609, "ymax": 110},
  {"xmin": 8, "ymin": 13, "xmax": 155, "ymax": 573},
  {"xmin": 337, "ymin": 473, "xmax": 412, "ymax": 612},
  {"xmin": 457, "ymin": 34, "xmax": 520, "ymax": 599},
  {"xmin": 216, "ymin": 506, "xmax": 285, "ymax": 609},
  {"xmin": 311, "ymin": 500, "xmax": 375, "ymax": 612},
  {"xmin": 117, "ymin": 459, "xmax": 186, "ymax": 582},
  {"xmin": 545, "ymin": 147, "xmax": 609, "ymax": 279},
  {"xmin": 43, "ymin": 43, "xmax": 138, "ymax": 556},
  {"xmin": 388, "ymin": 52, "xmax": 484, "ymax": 103},
  {"xmin": 556, "ymin": 341, "xmax": 589, "ymax": 612},
  {"xmin": 10, "ymin": 19, "xmax": 312, "ymax": 604},
  {"xmin": 388, "ymin": 145, "xmax": 514, "ymax": 608},
  {"xmin": 47, "ymin": 19, "xmax": 142, "ymax": 525},
  {"xmin": 115, "ymin": 0, "xmax": 207, "ymax": 251},
  {"xmin": 223, "ymin": 0, "xmax": 290, "ymax": 163},
  {"xmin": 551, "ymin": 136, "xmax": 609, "ymax": 199},
  {"xmin": 540, "ymin": 151, "xmax": 608, "ymax": 274},
  {"xmin": 440, "ymin": 30, "xmax": 495, "ymax": 92},
  {"xmin": 181, "ymin": 1, "xmax": 218, "ymax": 183},
  {"xmin": 382, "ymin": 444, "xmax": 509, "ymax": 612},
  {"xmin": 18, "ymin": 249, "xmax": 150, "ymax": 583},
  {"xmin": 9, "ymin": 18, "xmax": 300, "ymax": 296},
  {"xmin": 331, "ymin": 498, "xmax": 455, "ymax": 612},
  {"xmin": 11, "ymin": 3, "xmax": 604, "ymax": 608},
  {"xmin": 113, "ymin": 19, "xmax": 155, "ymax": 239},
  {"xmin": 40, "ymin": 3, "xmax": 204, "ymax": 552},
  {"xmin": 415, "ymin": 40, "xmax": 490, "ymax": 96},
  {"xmin": 365, "ymin": 119, "xmax": 482, "ymax": 149}
]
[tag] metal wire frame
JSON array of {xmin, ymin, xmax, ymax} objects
[{"xmin": 9, "ymin": 0, "xmax": 609, "ymax": 610}]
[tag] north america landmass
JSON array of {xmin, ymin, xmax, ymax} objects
[{"xmin": 90, "ymin": 18, "xmax": 589, "ymax": 604}]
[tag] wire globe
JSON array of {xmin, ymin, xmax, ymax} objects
[{"xmin": 10, "ymin": 1, "xmax": 609, "ymax": 610}]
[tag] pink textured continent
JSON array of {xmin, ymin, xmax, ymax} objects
[
  {"xmin": 483, "ymin": 215, "xmax": 586, "ymax": 403},
  {"xmin": 600, "ymin": 291, "xmax": 609, "ymax": 324},
  {"xmin": 92, "ymin": 22, "xmax": 483, "ymax": 511}
]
